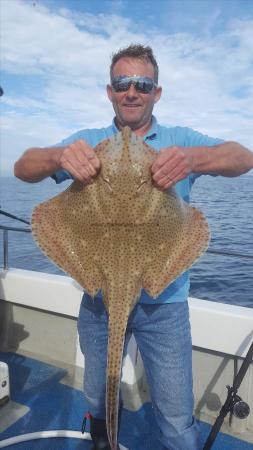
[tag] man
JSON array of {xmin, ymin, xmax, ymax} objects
[{"xmin": 14, "ymin": 45, "xmax": 253, "ymax": 450}]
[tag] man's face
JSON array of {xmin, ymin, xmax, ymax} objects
[{"xmin": 107, "ymin": 57, "xmax": 162, "ymax": 134}]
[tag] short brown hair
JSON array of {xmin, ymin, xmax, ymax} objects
[{"xmin": 110, "ymin": 44, "xmax": 159, "ymax": 83}]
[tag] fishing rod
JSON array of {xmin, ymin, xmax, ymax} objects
[
  {"xmin": 0, "ymin": 208, "xmax": 30, "ymax": 226},
  {"xmin": 203, "ymin": 341, "xmax": 253, "ymax": 449}
]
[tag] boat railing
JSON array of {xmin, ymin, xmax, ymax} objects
[
  {"xmin": 0, "ymin": 225, "xmax": 30, "ymax": 270},
  {"xmin": 0, "ymin": 209, "xmax": 31, "ymax": 270},
  {"xmin": 1, "ymin": 210, "xmax": 253, "ymax": 270}
]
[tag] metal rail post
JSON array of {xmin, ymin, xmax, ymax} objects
[{"xmin": 3, "ymin": 229, "xmax": 8, "ymax": 270}]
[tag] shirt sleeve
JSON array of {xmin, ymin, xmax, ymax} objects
[
  {"xmin": 51, "ymin": 169, "xmax": 73, "ymax": 184},
  {"xmin": 175, "ymin": 127, "xmax": 224, "ymax": 147}
]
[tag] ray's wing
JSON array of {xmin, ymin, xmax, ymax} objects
[
  {"xmin": 142, "ymin": 192, "xmax": 210, "ymax": 297},
  {"xmin": 31, "ymin": 138, "xmax": 115, "ymax": 295},
  {"xmin": 32, "ymin": 184, "xmax": 104, "ymax": 295}
]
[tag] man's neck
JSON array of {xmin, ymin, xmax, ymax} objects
[{"xmin": 114, "ymin": 118, "xmax": 153, "ymax": 137}]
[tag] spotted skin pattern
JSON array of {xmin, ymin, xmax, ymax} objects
[{"xmin": 31, "ymin": 127, "xmax": 210, "ymax": 450}]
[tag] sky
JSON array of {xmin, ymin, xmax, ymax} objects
[{"xmin": 1, "ymin": 0, "xmax": 253, "ymax": 176}]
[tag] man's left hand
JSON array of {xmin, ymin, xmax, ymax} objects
[{"xmin": 151, "ymin": 146, "xmax": 193, "ymax": 190}]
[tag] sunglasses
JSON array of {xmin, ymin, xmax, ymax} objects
[{"xmin": 111, "ymin": 76, "xmax": 157, "ymax": 94}]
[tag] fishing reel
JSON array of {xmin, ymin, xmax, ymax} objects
[
  {"xmin": 204, "ymin": 343, "xmax": 253, "ymax": 450},
  {"xmin": 226, "ymin": 385, "xmax": 250, "ymax": 419}
]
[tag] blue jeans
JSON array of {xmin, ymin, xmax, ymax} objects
[{"xmin": 77, "ymin": 297, "xmax": 201, "ymax": 450}]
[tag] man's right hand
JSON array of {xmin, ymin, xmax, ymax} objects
[{"xmin": 59, "ymin": 140, "xmax": 101, "ymax": 184}]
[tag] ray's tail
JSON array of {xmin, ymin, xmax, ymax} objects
[{"xmin": 106, "ymin": 313, "xmax": 128, "ymax": 450}]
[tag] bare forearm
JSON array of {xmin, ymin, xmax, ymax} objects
[
  {"xmin": 152, "ymin": 141, "xmax": 253, "ymax": 189},
  {"xmin": 189, "ymin": 142, "xmax": 253, "ymax": 177},
  {"xmin": 14, "ymin": 147, "xmax": 63, "ymax": 183},
  {"xmin": 14, "ymin": 140, "xmax": 101, "ymax": 184}
]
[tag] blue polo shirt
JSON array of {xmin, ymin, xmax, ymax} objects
[{"xmin": 53, "ymin": 116, "xmax": 223, "ymax": 304}]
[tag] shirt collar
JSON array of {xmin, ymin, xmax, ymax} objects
[
  {"xmin": 111, "ymin": 115, "xmax": 158, "ymax": 141},
  {"xmin": 143, "ymin": 115, "xmax": 158, "ymax": 141}
]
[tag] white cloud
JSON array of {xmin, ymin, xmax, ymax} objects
[
  {"xmin": 1, "ymin": 0, "xmax": 252, "ymax": 175},
  {"xmin": 2, "ymin": 95, "xmax": 46, "ymax": 110},
  {"xmin": 0, "ymin": 110, "xmax": 74, "ymax": 177},
  {"xmin": 1, "ymin": 1, "xmax": 145, "ymax": 78}
]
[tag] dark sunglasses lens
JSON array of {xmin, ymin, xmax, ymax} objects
[
  {"xmin": 112, "ymin": 80, "xmax": 131, "ymax": 92},
  {"xmin": 135, "ymin": 81, "xmax": 153, "ymax": 93},
  {"xmin": 112, "ymin": 77, "xmax": 155, "ymax": 93}
]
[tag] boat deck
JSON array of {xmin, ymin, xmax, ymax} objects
[{"xmin": 0, "ymin": 352, "xmax": 252, "ymax": 450}]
